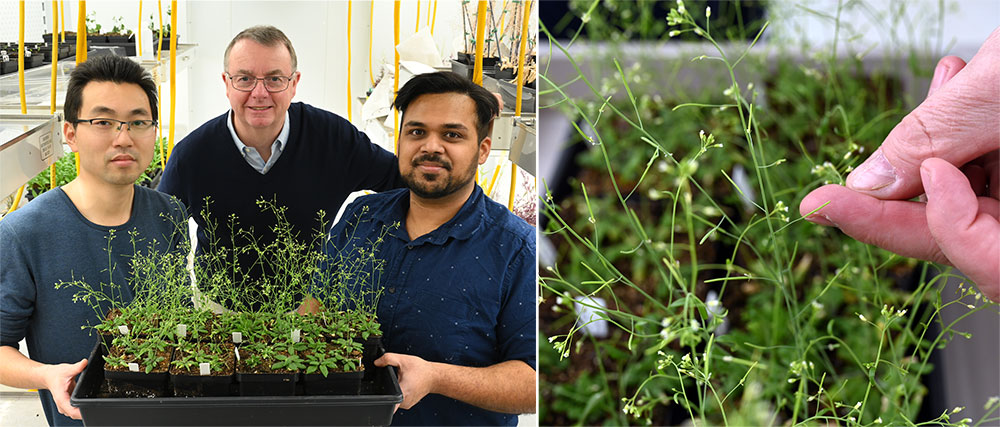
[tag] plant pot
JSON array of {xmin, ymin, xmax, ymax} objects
[
  {"xmin": 172, "ymin": 373, "xmax": 235, "ymax": 397},
  {"xmin": 451, "ymin": 59, "xmax": 473, "ymax": 80},
  {"xmin": 301, "ymin": 370, "xmax": 364, "ymax": 395},
  {"xmin": 359, "ymin": 336, "xmax": 384, "ymax": 380},
  {"xmin": 498, "ymin": 79, "xmax": 536, "ymax": 114},
  {"xmin": 108, "ymin": 35, "xmax": 128, "ymax": 43},
  {"xmin": 494, "ymin": 68, "xmax": 516, "ymax": 80},
  {"xmin": 88, "ymin": 35, "xmax": 109, "ymax": 44},
  {"xmin": 72, "ymin": 340, "xmax": 404, "ymax": 426},
  {"xmin": 236, "ymin": 372, "xmax": 298, "ymax": 396},
  {"xmin": 104, "ymin": 369, "xmax": 170, "ymax": 398}
]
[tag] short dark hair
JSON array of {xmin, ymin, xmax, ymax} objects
[
  {"xmin": 393, "ymin": 72, "xmax": 500, "ymax": 142},
  {"xmin": 224, "ymin": 25, "xmax": 297, "ymax": 72},
  {"xmin": 64, "ymin": 55, "xmax": 158, "ymax": 124}
]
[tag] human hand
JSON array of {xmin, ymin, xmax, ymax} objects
[
  {"xmin": 374, "ymin": 352, "xmax": 436, "ymax": 411},
  {"xmin": 41, "ymin": 358, "xmax": 88, "ymax": 420},
  {"xmin": 799, "ymin": 27, "xmax": 1000, "ymax": 302}
]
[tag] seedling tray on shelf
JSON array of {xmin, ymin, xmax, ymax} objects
[{"xmin": 70, "ymin": 341, "xmax": 402, "ymax": 426}]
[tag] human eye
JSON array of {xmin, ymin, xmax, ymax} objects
[
  {"xmin": 130, "ymin": 120, "xmax": 152, "ymax": 129},
  {"xmin": 266, "ymin": 76, "xmax": 284, "ymax": 83},
  {"xmin": 234, "ymin": 75, "xmax": 252, "ymax": 83},
  {"xmin": 407, "ymin": 128, "xmax": 425, "ymax": 136},
  {"xmin": 444, "ymin": 131, "xmax": 463, "ymax": 139},
  {"xmin": 91, "ymin": 119, "xmax": 115, "ymax": 128}
]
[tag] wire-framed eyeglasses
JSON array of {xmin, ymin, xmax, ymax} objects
[
  {"xmin": 73, "ymin": 118, "xmax": 158, "ymax": 137},
  {"xmin": 226, "ymin": 73, "xmax": 296, "ymax": 92}
]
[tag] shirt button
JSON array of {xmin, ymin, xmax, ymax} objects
[{"xmin": 388, "ymin": 287, "xmax": 396, "ymax": 294}]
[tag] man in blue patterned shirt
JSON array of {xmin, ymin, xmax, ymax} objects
[{"xmin": 306, "ymin": 71, "xmax": 536, "ymax": 425}]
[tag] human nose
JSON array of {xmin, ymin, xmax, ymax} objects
[
  {"xmin": 420, "ymin": 134, "xmax": 445, "ymax": 154},
  {"xmin": 111, "ymin": 122, "xmax": 135, "ymax": 146},
  {"xmin": 250, "ymin": 79, "xmax": 270, "ymax": 97}
]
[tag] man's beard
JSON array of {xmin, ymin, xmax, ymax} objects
[{"xmin": 403, "ymin": 153, "xmax": 477, "ymax": 199}]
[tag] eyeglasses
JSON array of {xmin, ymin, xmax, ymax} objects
[
  {"xmin": 226, "ymin": 73, "xmax": 296, "ymax": 92},
  {"xmin": 73, "ymin": 118, "xmax": 158, "ymax": 137}
]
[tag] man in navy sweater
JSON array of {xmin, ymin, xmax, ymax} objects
[
  {"xmin": 158, "ymin": 26, "xmax": 403, "ymax": 306},
  {"xmin": 0, "ymin": 56, "xmax": 187, "ymax": 426}
]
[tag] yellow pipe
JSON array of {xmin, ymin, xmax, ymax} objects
[
  {"xmin": 431, "ymin": 0, "xmax": 437, "ymax": 36},
  {"xmin": 167, "ymin": 0, "xmax": 176, "ymax": 160},
  {"xmin": 426, "ymin": 0, "xmax": 431, "ymax": 26},
  {"xmin": 514, "ymin": 0, "xmax": 531, "ymax": 116},
  {"xmin": 137, "ymin": 1, "xmax": 142, "ymax": 57},
  {"xmin": 11, "ymin": 1, "xmax": 27, "ymax": 214},
  {"xmin": 77, "ymin": 1, "xmax": 87, "ymax": 63},
  {"xmin": 393, "ymin": 0, "xmax": 400, "ymax": 155},
  {"xmin": 415, "ymin": 0, "xmax": 420, "ymax": 32},
  {"xmin": 19, "ymin": 2, "xmax": 26, "ymax": 114},
  {"xmin": 60, "ymin": 0, "xmax": 65, "ymax": 42},
  {"xmin": 472, "ymin": 0, "xmax": 486, "ymax": 86},
  {"xmin": 75, "ymin": 1, "xmax": 86, "ymax": 176},
  {"xmin": 368, "ymin": 1, "xmax": 374, "ymax": 87},
  {"xmin": 500, "ymin": 0, "xmax": 508, "ymax": 39},
  {"xmin": 156, "ymin": 0, "xmax": 163, "ymax": 62},
  {"xmin": 507, "ymin": 163, "xmax": 516, "ymax": 210},
  {"xmin": 51, "ymin": 0, "xmax": 59, "ymax": 190},
  {"xmin": 347, "ymin": 0, "xmax": 352, "ymax": 122},
  {"xmin": 485, "ymin": 162, "xmax": 502, "ymax": 197}
]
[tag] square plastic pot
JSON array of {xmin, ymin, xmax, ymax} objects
[{"xmin": 71, "ymin": 341, "xmax": 404, "ymax": 426}]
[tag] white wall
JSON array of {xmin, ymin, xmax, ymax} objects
[{"xmin": 769, "ymin": 0, "xmax": 999, "ymax": 60}]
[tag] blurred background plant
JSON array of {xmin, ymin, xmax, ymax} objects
[{"xmin": 538, "ymin": 0, "xmax": 999, "ymax": 425}]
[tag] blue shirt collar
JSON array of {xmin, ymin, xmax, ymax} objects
[
  {"xmin": 226, "ymin": 109, "xmax": 291, "ymax": 156},
  {"xmin": 376, "ymin": 185, "xmax": 486, "ymax": 245}
]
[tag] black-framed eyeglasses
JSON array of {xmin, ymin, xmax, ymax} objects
[
  {"xmin": 226, "ymin": 73, "xmax": 296, "ymax": 92},
  {"xmin": 73, "ymin": 118, "xmax": 158, "ymax": 137}
]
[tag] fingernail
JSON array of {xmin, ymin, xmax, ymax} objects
[
  {"xmin": 847, "ymin": 149, "xmax": 896, "ymax": 192},
  {"xmin": 804, "ymin": 214, "xmax": 835, "ymax": 227},
  {"xmin": 920, "ymin": 163, "xmax": 934, "ymax": 193}
]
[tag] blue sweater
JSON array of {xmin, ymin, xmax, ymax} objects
[
  {"xmin": 0, "ymin": 186, "xmax": 187, "ymax": 426},
  {"xmin": 158, "ymin": 103, "xmax": 404, "ymax": 306}
]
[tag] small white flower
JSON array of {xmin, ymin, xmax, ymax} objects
[
  {"xmin": 853, "ymin": 401, "xmax": 861, "ymax": 410},
  {"xmin": 874, "ymin": 417, "xmax": 882, "ymax": 424},
  {"xmin": 669, "ymin": 30, "xmax": 680, "ymax": 37},
  {"xmin": 723, "ymin": 355, "xmax": 733, "ymax": 362},
  {"xmin": 858, "ymin": 313, "xmax": 867, "ymax": 322},
  {"xmin": 952, "ymin": 406, "xmax": 964, "ymax": 414},
  {"xmin": 705, "ymin": 6, "xmax": 711, "ymax": 18}
]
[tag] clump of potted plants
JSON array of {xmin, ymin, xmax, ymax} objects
[{"xmin": 58, "ymin": 199, "xmax": 391, "ymax": 399}]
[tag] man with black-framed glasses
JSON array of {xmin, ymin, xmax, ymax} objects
[
  {"xmin": 0, "ymin": 55, "xmax": 188, "ymax": 426},
  {"xmin": 158, "ymin": 26, "xmax": 404, "ymax": 307}
]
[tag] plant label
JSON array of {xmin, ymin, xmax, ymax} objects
[
  {"xmin": 232, "ymin": 332, "xmax": 242, "ymax": 343},
  {"xmin": 199, "ymin": 362, "xmax": 211, "ymax": 376},
  {"xmin": 127, "ymin": 363, "xmax": 139, "ymax": 372},
  {"xmin": 118, "ymin": 325, "xmax": 130, "ymax": 335},
  {"xmin": 176, "ymin": 324, "xmax": 187, "ymax": 338},
  {"xmin": 235, "ymin": 346, "xmax": 241, "ymax": 362},
  {"xmin": 291, "ymin": 329, "xmax": 301, "ymax": 343}
]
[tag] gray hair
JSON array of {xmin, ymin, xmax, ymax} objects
[{"xmin": 223, "ymin": 25, "xmax": 297, "ymax": 72}]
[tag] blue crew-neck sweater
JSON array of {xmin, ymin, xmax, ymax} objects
[
  {"xmin": 0, "ymin": 186, "xmax": 188, "ymax": 426},
  {"xmin": 158, "ymin": 102, "xmax": 404, "ymax": 305}
]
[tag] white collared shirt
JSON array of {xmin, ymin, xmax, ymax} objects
[{"xmin": 227, "ymin": 110, "xmax": 291, "ymax": 174}]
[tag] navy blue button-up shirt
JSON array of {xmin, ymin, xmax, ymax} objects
[{"xmin": 318, "ymin": 185, "xmax": 536, "ymax": 426}]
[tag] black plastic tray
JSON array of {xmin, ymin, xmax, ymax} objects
[{"xmin": 70, "ymin": 341, "xmax": 402, "ymax": 426}]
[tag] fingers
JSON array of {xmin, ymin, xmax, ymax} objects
[
  {"xmin": 50, "ymin": 361, "xmax": 87, "ymax": 420},
  {"xmin": 921, "ymin": 158, "xmax": 1000, "ymax": 302},
  {"xmin": 847, "ymin": 40, "xmax": 999, "ymax": 200},
  {"xmin": 799, "ymin": 185, "xmax": 948, "ymax": 264},
  {"xmin": 927, "ymin": 56, "xmax": 966, "ymax": 96},
  {"xmin": 373, "ymin": 352, "xmax": 398, "ymax": 368}
]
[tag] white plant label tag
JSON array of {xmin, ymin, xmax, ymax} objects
[
  {"xmin": 127, "ymin": 363, "xmax": 139, "ymax": 372},
  {"xmin": 176, "ymin": 324, "xmax": 187, "ymax": 338},
  {"xmin": 199, "ymin": 363, "xmax": 211, "ymax": 376},
  {"xmin": 235, "ymin": 347, "xmax": 241, "ymax": 362},
  {"xmin": 291, "ymin": 329, "xmax": 301, "ymax": 343},
  {"xmin": 232, "ymin": 332, "xmax": 242, "ymax": 343},
  {"xmin": 118, "ymin": 325, "xmax": 130, "ymax": 335}
]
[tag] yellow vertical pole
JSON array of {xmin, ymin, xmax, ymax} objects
[
  {"xmin": 472, "ymin": 0, "xmax": 486, "ymax": 86},
  {"xmin": 167, "ymin": 0, "xmax": 176, "ymax": 161},
  {"xmin": 368, "ymin": 1, "xmax": 375, "ymax": 87},
  {"xmin": 50, "ymin": 0, "xmax": 60, "ymax": 189},
  {"xmin": 347, "ymin": 0, "xmax": 352, "ymax": 122},
  {"xmin": 431, "ymin": 0, "xmax": 437, "ymax": 36},
  {"xmin": 137, "ymin": 1, "xmax": 142, "ymax": 57},
  {"xmin": 415, "ymin": 0, "xmax": 420, "ymax": 32},
  {"xmin": 74, "ymin": 0, "xmax": 87, "ymax": 176},
  {"xmin": 393, "ymin": 0, "xmax": 400, "ymax": 155},
  {"xmin": 11, "ymin": 1, "xmax": 28, "ymax": 213},
  {"xmin": 426, "ymin": 0, "xmax": 431, "ymax": 26},
  {"xmin": 156, "ymin": 0, "xmax": 164, "ymax": 169},
  {"xmin": 514, "ymin": 0, "xmax": 531, "ymax": 116},
  {"xmin": 60, "ymin": 0, "xmax": 65, "ymax": 42},
  {"xmin": 76, "ymin": 1, "xmax": 87, "ymax": 63}
]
